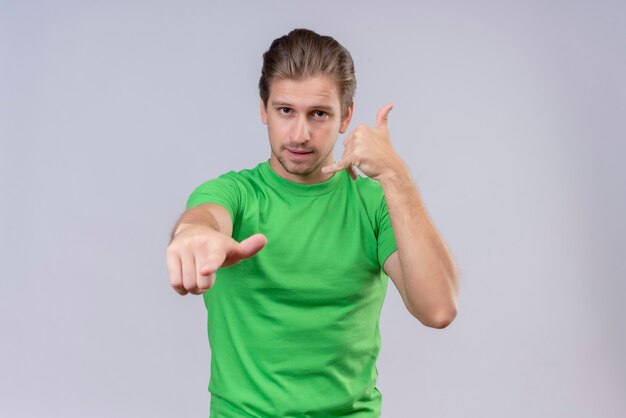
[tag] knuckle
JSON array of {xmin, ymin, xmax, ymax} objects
[
  {"xmin": 166, "ymin": 244, "xmax": 179, "ymax": 256},
  {"xmin": 192, "ymin": 236, "xmax": 208, "ymax": 247},
  {"xmin": 171, "ymin": 283, "xmax": 187, "ymax": 295},
  {"xmin": 181, "ymin": 239, "xmax": 194, "ymax": 251},
  {"xmin": 183, "ymin": 281, "xmax": 197, "ymax": 292},
  {"xmin": 197, "ymin": 280, "xmax": 213, "ymax": 293},
  {"xmin": 169, "ymin": 273, "xmax": 182, "ymax": 285},
  {"xmin": 197, "ymin": 274, "xmax": 215, "ymax": 291},
  {"xmin": 205, "ymin": 251, "xmax": 225, "ymax": 263}
]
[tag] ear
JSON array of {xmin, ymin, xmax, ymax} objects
[
  {"xmin": 260, "ymin": 99, "xmax": 268, "ymax": 125},
  {"xmin": 339, "ymin": 100, "xmax": 354, "ymax": 134}
]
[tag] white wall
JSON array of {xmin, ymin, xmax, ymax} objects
[{"xmin": 1, "ymin": 1, "xmax": 624, "ymax": 417}]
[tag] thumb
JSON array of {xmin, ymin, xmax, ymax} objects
[
  {"xmin": 376, "ymin": 103, "xmax": 394, "ymax": 129},
  {"xmin": 224, "ymin": 233, "xmax": 267, "ymax": 266}
]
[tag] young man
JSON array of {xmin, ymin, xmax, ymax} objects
[{"xmin": 167, "ymin": 28, "xmax": 459, "ymax": 417}]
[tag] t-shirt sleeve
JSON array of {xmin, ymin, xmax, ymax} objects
[
  {"xmin": 377, "ymin": 194, "xmax": 398, "ymax": 268},
  {"xmin": 185, "ymin": 171, "xmax": 241, "ymax": 222}
]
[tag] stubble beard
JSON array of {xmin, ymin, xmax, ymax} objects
[{"xmin": 272, "ymin": 145, "xmax": 334, "ymax": 177}]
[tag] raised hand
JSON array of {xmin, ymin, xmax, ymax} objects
[{"xmin": 321, "ymin": 103, "xmax": 405, "ymax": 181}]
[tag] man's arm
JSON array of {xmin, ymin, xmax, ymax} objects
[
  {"xmin": 167, "ymin": 204, "xmax": 266, "ymax": 295},
  {"xmin": 169, "ymin": 203, "xmax": 233, "ymax": 243},
  {"xmin": 322, "ymin": 103, "xmax": 459, "ymax": 328},
  {"xmin": 380, "ymin": 172, "xmax": 459, "ymax": 328}
]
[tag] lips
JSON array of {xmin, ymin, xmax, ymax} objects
[
  {"xmin": 285, "ymin": 147, "xmax": 314, "ymax": 160},
  {"xmin": 286, "ymin": 148, "xmax": 313, "ymax": 154}
]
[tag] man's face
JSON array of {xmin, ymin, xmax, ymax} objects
[{"xmin": 261, "ymin": 75, "xmax": 353, "ymax": 184}]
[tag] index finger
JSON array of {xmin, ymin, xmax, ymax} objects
[{"xmin": 321, "ymin": 160, "xmax": 348, "ymax": 174}]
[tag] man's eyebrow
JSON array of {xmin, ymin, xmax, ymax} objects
[
  {"xmin": 270, "ymin": 101, "xmax": 334, "ymax": 112},
  {"xmin": 270, "ymin": 101, "xmax": 293, "ymax": 108},
  {"xmin": 311, "ymin": 105, "xmax": 334, "ymax": 112}
]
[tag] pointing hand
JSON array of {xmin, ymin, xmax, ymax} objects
[{"xmin": 167, "ymin": 226, "xmax": 267, "ymax": 295}]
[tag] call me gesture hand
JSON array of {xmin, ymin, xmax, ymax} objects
[
  {"xmin": 321, "ymin": 104, "xmax": 408, "ymax": 182},
  {"xmin": 324, "ymin": 103, "xmax": 459, "ymax": 327}
]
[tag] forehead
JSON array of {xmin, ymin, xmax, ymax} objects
[{"xmin": 268, "ymin": 75, "xmax": 341, "ymax": 109}]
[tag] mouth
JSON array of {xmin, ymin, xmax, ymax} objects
[{"xmin": 285, "ymin": 148, "xmax": 314, "ymax": 159}]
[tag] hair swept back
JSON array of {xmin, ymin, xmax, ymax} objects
[{"xmin": 259, "ymin": 28, "xmax": 356, "ymax": 116}]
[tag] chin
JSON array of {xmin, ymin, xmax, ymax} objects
[
  {"xmin": 284, "ymin": 162, "xmax": 318, "ymax": 176},
  {"xmin": 278, "ymin": 157, "xmax": 319, "ymax": 176}
]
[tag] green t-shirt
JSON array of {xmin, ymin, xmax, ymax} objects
[{"xmin": 186, "ymin": 160, "xmax": 397, "ymax": 418}]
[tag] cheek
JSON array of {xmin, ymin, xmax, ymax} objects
[
  {"xmin": 267, "ymin": 121, "xmax": 285, "ymax": 137},
  {"xmin": 269, "ymin": 118, "xmax": 290, "ymax": 132},
  {"xmin": 310, "ymin": 120, "xmax": 330, "ymax": 133},
  {"xmin": 317, "ymin": 123, "xmax": 339, "ymax": 140}
]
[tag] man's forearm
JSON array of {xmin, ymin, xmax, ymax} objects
[
  {"xmin": 379, "ymin": 167, "xmax": 459, "ymax": 323},
  {"xmin": 170, "ymin": 206, "xmax": 221, "ymax": 243}
]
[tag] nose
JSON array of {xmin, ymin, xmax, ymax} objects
[{"xmin": 290, "ymin": 115, "xmax": 311, "ymax": 143}]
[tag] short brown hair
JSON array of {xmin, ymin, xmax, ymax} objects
[{"xmin": 259, "ymin": 28, "xmax": 356, "ymax": 116}]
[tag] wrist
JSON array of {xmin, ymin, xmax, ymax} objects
[
  {"xmin": 376, "ymin": 163, "xmax": 411, "ymax": 188},
  {"xmin": 174, "ymin": 223, "xmax": 194, "ymax": 236},
  {"xmin": 170, "ymin": 222, "xmax": 201, "ymax": 243}
]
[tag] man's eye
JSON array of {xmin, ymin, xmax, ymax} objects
[
  {"xmin": 279, "ymin": 107, "xmax": 292, "ymax": 114},
  {"xmin": 313, "ymin": 110, "xmax": 327, "ymax": 118}
]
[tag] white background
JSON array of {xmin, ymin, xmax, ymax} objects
[{"xmin": 1, "ymin": 1, "xmax": 625, "ymax": 417}]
